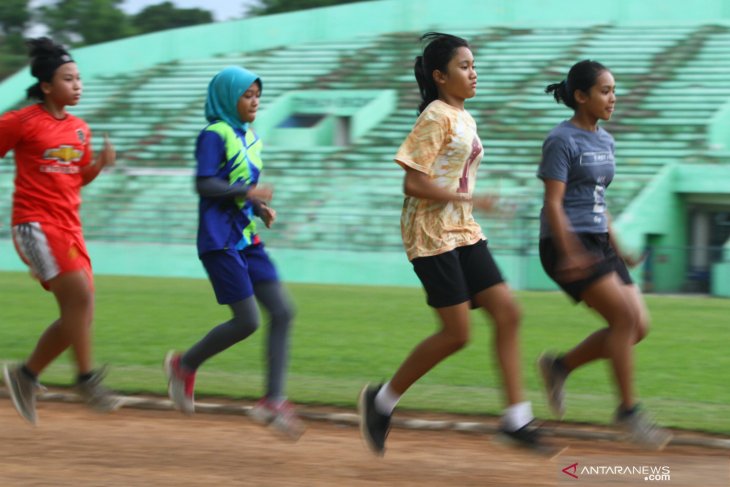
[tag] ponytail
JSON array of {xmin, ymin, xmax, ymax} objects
[
  {"xmin": 545, "ymin": 80, "xmax": 574, "ymax": 109},
  {"xmin": 546, "ymin": 60, "xmax": 609, "ymax": 111},
  {"xmin": 26, "ymin": 82, "xmax": 44, "ymax": 101},
  {"xmin": 414, "ymin": 55, "xmax": 439, "ymax": 114}
]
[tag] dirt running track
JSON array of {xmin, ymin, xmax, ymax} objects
[{"xmin": 1, "ymin": 398, "xmax": 727, "ymax": 487}]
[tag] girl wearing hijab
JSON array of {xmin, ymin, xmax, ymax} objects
[
  {"xmin": 1, "ymin": 37, "xmax": 120, "ymax": 425},
  {"xmin": 164, "ymin": 66, "xmax": 303, "ymax": 439}
]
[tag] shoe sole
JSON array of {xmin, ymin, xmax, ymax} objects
[
  {"xmin": 248, "ymin": 406, "xmax": 305, "ymax": 441},
  {"xmin": 269, "ymin": 415, "xmax": 306, "ymax": 442},
  {"xmin": 651, "ymin": 433, "xmax": 673, "ymax": 451},
  {"xmin": 357, "ymin": 384, "xmax": 384, "ymax": 457},
  {"xmin": 3, "ymin": 365, "xmax": 36, "ymax": 426},
  {"xmin": 493, "ymin": 431, "xmax": 568, "ymax": 459},
  {"xmin": 248, "ymin": 407, "xmax": 274, "ymax": 425},
  {"xmin": 537, "ymin": 353, "xmax": 565, "ymax": 420},
  {"xmin": 615, "ymin": 424, "xmax": 674, "ymax": 451},
  {"xmin": 163, "ymin": 351, "xmax": 194, "ymax": 415}
]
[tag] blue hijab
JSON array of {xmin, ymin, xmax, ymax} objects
[{"xmin": 204, "ymin": 66, "xmax": 262, "ymax": 132}]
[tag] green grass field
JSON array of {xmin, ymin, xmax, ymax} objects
[{"xmin": 1, "ymin": 271, "xmax": 728, "ymax": 434}]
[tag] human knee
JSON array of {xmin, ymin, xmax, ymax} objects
[
  {"xmin": 493, "ymin": 301, "xmax": 521, "ymax": 332},
  {"xmin": 442, "ymin": 327, "xmax": 470, "ymax": 351},
  {"xmin": 58, "ymin": 288, "xmax": 94, "ymax": 324},
  {"xmin": 270, "ymin": 299, "xmax": 295, "ymax": 329},
  {"xmin": 230, "ymin": 312, "xmax": 260, "ymax": 338},
  {"xmin": 634, "ymin": 315, "xmax": 650, "ymax": 343},
  {"xmin": 606, "ymin": 304, "xmax": 642, "ymax": 336},
  {"xmin": 230, "ymin": 299, "xmax": 261, "ymax": 338}
]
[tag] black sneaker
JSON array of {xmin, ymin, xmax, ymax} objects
[
  {"xmin": 496, "ymin": 421, "xmax": 565, "ymax": 457},
  {"xmin": 358, "ymin": 383, "xmax": 391, "ymax": 456}
]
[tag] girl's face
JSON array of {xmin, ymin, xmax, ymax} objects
[
  {"xmin": 237, "ymin": 82, "xmax": 261, "ymax": 124},
  {"xmin": 42, "ymin": 62, "xmax": 82, "ymax": 107},
  {"xmin": 577, "ymin": 70, "xmax": 616, "ymax": 121},
  {"xmin": 435, "ymin": 46, "xmax": 477, "ymax": 101}
]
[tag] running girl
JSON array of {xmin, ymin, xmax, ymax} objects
[
  {"xmin": 164, "ymin": 66, "xmax": 303, "ymax": 439},
  {"xmin": 1, "ymin": 37, "xmax": 121, "ymax": 425},
  {"xmin": 359, "ymin": 32, "xmax": 552, "ymax": 456},
  {"xmin": 536, "ymin": 59, "xmax": 672, "ymax": 450}
]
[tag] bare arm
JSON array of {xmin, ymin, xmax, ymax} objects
[
  {"xmin": 606, "ymin": 212, "xmax": 644, "ymax": 267},
  {"xmin": 402, "ymin": 166, "xmax": 467, "ymax": 202},
  {"xmin": 81, "ymin": 133, "xmax": 115, "ymax": 186},
  {"xmin": 543, "ymin": 179, "xmax": 579, "ymax": 255},
  {"xmin": 543, "ymin": 178, "xmax": 597, "ymax": 281}
]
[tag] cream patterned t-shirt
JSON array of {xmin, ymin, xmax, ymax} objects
[{"xmin": 395, "ymin": 100, "xmax": 485, "ymax": 261}]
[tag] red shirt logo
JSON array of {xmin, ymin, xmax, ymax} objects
[{"xmin": 43, "ymin": 145, "xmax": 84, "ymax": 164}]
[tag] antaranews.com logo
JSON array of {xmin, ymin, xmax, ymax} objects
[{"xmin": 560, "ymin": 461, "xmax": 671, "ymax": 483}]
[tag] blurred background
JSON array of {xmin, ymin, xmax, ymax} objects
[
  {"xmin": 1, "ymin": 0, "xmax": 729, "ymax": 295},
  {"xmin": 0, "ymin": 0, "xmax": 728, "ymax": 433}
]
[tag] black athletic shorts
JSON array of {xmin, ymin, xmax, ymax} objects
[
  {"xmin": 539, "ymin": 232, "xmax": 632, "ymax": 303},
  {"xmin": 411, "ymin": 239, "xmax": 504, "ymax": 308}
]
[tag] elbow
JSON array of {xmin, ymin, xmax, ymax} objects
[
  {"xmin": 402, "ymin": 178, "xmax": 412, "ymax": 197},
  {"xmin": 543, "ymin": 198, "xmax": 563, "ymax": 214},
  {"xmin": 403, "ymin": 173, "xmax": 419, "ymax": 197}
]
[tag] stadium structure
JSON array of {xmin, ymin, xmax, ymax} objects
[{"xmin": 0, "ymin": 0, "xmax": 729, "ymax": 296}]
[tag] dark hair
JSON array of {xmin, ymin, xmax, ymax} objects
[
  {"xmin": 414, "ymin": 32, "xmax": 470, "ymax": 114},
  {"xmin": 545, "ymin": 60, "xmax": 609, "ymax": 110},
  {"xmin": 25, "ymin": 37, "xmax": 74, "ymax": 100}
]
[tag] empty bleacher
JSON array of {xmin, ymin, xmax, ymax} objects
[{"xmin": 1, "ymin": 24, "xmax": 728, "ymax": 252}]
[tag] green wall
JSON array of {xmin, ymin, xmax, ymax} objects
[
  {"xmin": 711, "ymin": 239, "xmax": 730, "ymax": 297},
  {"xmin": 615, "ymin": 164, "xmax": 730, "ymax": 294},
  {"xmin": 0, "ymin": 239, "xmax": 422, "ymax": 287},
  {"xmin": 709, "ymin": 101, "xmax": 730, "ymax": 152},
  {"xmin": 0, "ymin": 238, "xmax": 552, "ymax": 290},
  {"xmin": 615, "ymin": 165, "xmax": 687, "ymax": 292}
]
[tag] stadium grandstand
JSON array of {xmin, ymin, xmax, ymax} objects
[{"xmin": 1, "ymin": 0, "xmax": 729, "ymax": 296}]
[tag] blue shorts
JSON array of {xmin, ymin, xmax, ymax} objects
[{"xmin": 200, "ymin": 243, "xmax": 279, "ymax": 305}]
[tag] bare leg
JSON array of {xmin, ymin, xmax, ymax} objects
[
  {"xmin": 562, "ymin": 284, "xmax": 649, "ymax": 372},
  {"xmin": 472, "ymin": 283, "xmax": 523, "ymax": 406},
  {"xmin": 25, "ymin": 271, "xmax": 94, "ymax": 375},
  {"xmin": 577, "ymin": 273, "xmax": 639, "ymax": 408},
  {"xmin": 388, "ymin": 301, "xmax": 471, "ymax": 395}
]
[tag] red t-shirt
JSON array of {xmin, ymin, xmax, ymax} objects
[{"xmin": 0, "ymin": 104, "xmax": 93, "ymax": 230}]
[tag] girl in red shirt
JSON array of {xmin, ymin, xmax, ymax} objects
[{"xmin": 1, "ymin": 38, "xmax": 120, "ymax": 425}]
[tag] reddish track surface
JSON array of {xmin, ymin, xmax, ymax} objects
[{"xmin": 1, "ymin": 399, "xmax": 727, "ymax": 486}]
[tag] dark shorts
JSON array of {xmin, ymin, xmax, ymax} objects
[
  {"xmin": 242, "ymin": 243, "xmax": 279, "ymax": 284},
  {"xmin": 539, "ymin": 233, "xmax": 632, "ymax": 303},
  {"xmin": 201, "ymin": 243, "xmax": 279, "ymax": 305},
  {"xmin": 411, "ymin": 239, "xmax": 504, "ymax": 308}
]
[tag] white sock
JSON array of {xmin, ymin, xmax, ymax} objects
[
  {"xmin": 374, "ymin": 382, "xmax": 400, "ymax": 416},
  {"xmin": 502, "ymin": 401, "xmax": 534, "ymax": 432}
]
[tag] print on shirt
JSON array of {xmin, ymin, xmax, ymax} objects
[
  {"xmin": 580, "ymin": 151, "xmax": 613, "ymax": 166},
  {"xmin": 458, "ymin": 137, "xmax": 483, "ymax": 193},
  {"xmin": 41, "ymin": 145, "xmax": 84, "ymax": 173},
  {"xmin": 43, "ymin": 145, "xmax": 83, "ymax": 164}
]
